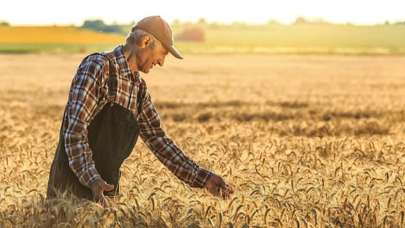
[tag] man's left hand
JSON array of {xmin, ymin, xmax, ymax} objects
[{"xmin": 205, "ymin": 173, "xmax": 234, "ymax": 199}]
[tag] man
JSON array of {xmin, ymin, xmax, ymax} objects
[{"xmin": 47, "ymin": 16, "xmax": 233, "ymax": 205}]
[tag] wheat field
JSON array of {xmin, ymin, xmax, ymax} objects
[{"xmin": 0, "ymin": 53, "xmax": 405, "ymax": 227}]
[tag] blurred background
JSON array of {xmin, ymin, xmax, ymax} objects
[{"xmin": 1, "ymin": 0, "xmax": 405, "ymax": 54}]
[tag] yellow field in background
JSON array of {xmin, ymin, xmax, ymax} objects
[
  {"xmin": 0, "ymin": 26, "xmax": 122, "ymax": 44},
  {"xmin": 1, "ymin": 24, "xmax": 405, "ymax": 54},
  {"xmin": 0, "ymin": 53, "xmax": 404, "ymax": 226}
]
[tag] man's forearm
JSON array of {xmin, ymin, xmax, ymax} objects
[
  {"xmin": 64, "ymin": 128, "xmax": 102, "ymax": 188},
  {"xmin": 191, "ymin": 167, "xmax": 213, "ymax": 188},
  {"xmin": 142, "ymin": 134, "xmax": 212, "ymax": 187}
]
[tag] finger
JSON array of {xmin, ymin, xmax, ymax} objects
[
  {"xmin": 217, "ymin": 191, "xmax": 223, "ymax": 199},
  {"xmin": 223, "ymin": 183, "xmax": 233, "ymax": 192},
  {"xmin": 223, "ymin": 185, "xmax": 234, "ymax": 199},
  {"xmin": 102, "ymin": 182, "xmax": 115, "ymax": 192},
  {"xmin": 226, "ymin": 192, "xmax": 232, "ymax": 199},
  {"xmin": 219, "ymin": 188, "xmax": 225, "ymax": 199},
  {"xmin": 221, "ymin": 190, "xmax": 228, "ymax": 200},
  {"xmin": 95, "ymin": 191, "xmax": 109, "ymax": 208},
  {"xmin": 226, "ymin": 184, "xmax": 235, "ymax": 194},
  {"xmin": 103, "ymin": 196, "xmax": 111, "ymax": 208},
  {"xmin": 94, "ymin": 192, "xmax": 103, "ymax": 203},
  {"xmin": 99, "ymin": 195, "xmax": 108, "ymax": 208},
  {"xmin": 222, "ymin": 191, "xmax": 230, "ymax": 200}
]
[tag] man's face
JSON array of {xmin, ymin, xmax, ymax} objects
[{"xmin": 136, "ymin": 39, "xmax": 169, "ymax": 74}]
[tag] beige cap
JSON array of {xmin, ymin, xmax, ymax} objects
[{"xmin": 134, "ymin": 16, "xmax": 183, "ymax": 59}]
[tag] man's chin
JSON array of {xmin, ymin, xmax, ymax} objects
[
  {"xmin": 140, "ymin": 67, "xmax": 151, "ymax": 74},
  {"xmin": 140, "ymin": 69, "xmax": 149, "ymax": 74}
]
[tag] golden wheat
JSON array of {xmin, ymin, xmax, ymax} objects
[{"xmin": 0, "ymin": 54, "xmax": 404, "ymax": 227}]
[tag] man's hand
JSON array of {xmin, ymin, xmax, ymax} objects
[
  {"xmin": 90, "ymin": 179, "xmax": 114, "ymax": 207},
  {"xmin": 205, "ymin": 173, "xmax": 234, "ymax": 199}
]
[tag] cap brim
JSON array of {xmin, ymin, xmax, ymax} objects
[{"xmin": 168, "ymin": 45, "xmax": 183, "ymax": 59}]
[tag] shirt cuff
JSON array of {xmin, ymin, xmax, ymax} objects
[
  {"xmin": 191, "ymin": 168, "xmax": 213, "ymax": 188},
  {"xmin": 78, "ymin": 167, "xmax": 102, "ymax": 189},
  {"xmin": 87, "ymin": 175, "xmax": 102, "ymax": 187}
]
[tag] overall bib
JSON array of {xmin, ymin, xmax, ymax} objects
[{"xmin": 47, "ymin": 55, "xmax": 144, "ymax": 200}]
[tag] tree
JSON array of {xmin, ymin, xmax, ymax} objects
[
  {"xmin": 197, "ymin": 18, "xmax": 207, "ymax": 25},
  {"xmin": 267, "ymin": 20, "xmax": 280, "ymax": 25},
  {"xmin": 81, "ymin": 19, "xmax": 124, "ymax": 34},
  {"xmin": 0, "ymin": 21, "xmax": 9, "ymax": 26},
  {"xmin": 294, "ymin": 17, "xmax": 308, "ymax": 25},
  {"xmin": 82, "ymin": 19, "xmax": 106, "ymax": 32}
]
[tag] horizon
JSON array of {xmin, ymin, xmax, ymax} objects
[
  {"xmin": 2, "ymin": 17, "xmax": 405, "ymax": 27},
  {"xmin": 1, "ymin": 0, "xmax": 404, "ymax": 26}
]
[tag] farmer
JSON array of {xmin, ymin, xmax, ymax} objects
[{"xmin": 47, "ymin": 16, "xmax": 233, "ymax": 205}]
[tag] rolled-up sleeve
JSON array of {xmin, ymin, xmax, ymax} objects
[
  {"xmin": 63, "ymin": 56, "xmax": 107, "ymax": 189},
  {"xmin": 138, "ymin": 81, "xmax": 212, "ymax": 188}
]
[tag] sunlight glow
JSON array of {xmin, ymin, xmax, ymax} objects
[{"xmin": 1, "ymin": 0, "xmax": 404, "ymax": 25}]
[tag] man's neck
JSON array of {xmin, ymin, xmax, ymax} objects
[{"xmin": 123, "ymin": 44, "xmax": 139, "ymax": 73}]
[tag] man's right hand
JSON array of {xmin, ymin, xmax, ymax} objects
[
  {"xmin": 90, "ymin": 179, "xmax": 115, "ymax": 207},
  {"xmin": 205, "ymin": 173, "xmax": 234, "ymax": 200}
]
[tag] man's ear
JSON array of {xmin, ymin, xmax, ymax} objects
[{"xmin": 137, "ymin": 35, "xmax": 151, "ymax": 48}]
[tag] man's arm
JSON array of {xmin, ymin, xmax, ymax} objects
[
  {"xmin": 63, "ymin": 56, "xmax": 107, "ymax": 189},
  {"xmin": 138, "ymin": 81, "xmax": 212, "ymax": 188}
]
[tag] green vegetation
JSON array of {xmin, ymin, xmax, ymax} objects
[
  {"xmin": 0, "ymin": 21, "xmax": 9, "ymax": 26},
  {"xmin": 81, "ymin": 19, "xmax": 126, "ymax": 34}
]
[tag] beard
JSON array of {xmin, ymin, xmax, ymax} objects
[{"xmin": 134, "ymin": 49, "xmax": 152, "ymax": 74}]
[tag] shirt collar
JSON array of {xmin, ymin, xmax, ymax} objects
[{"xmin": 110, "ymin": 45, "xmax": 140, "ymax": 81}]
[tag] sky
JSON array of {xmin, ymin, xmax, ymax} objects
[{"xmin": 1, "ymin": 0, "xmax": 404, "ymax": 26}]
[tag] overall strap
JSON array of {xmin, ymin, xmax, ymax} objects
[
  {"xmin": 136, "ymin": 77, "xmax": 146, "ymax": 116},
  {"xmin": 105, "ymin": 54, "xmax": 146, "ymax": 116},
  {"xmin": 106, "ymin": 57, "xmax": 118, "ymax": 100}
]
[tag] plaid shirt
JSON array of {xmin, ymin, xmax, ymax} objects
[{"xmin": 62, "ymin": 45, "xmax": 212, "ymax": 189}]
